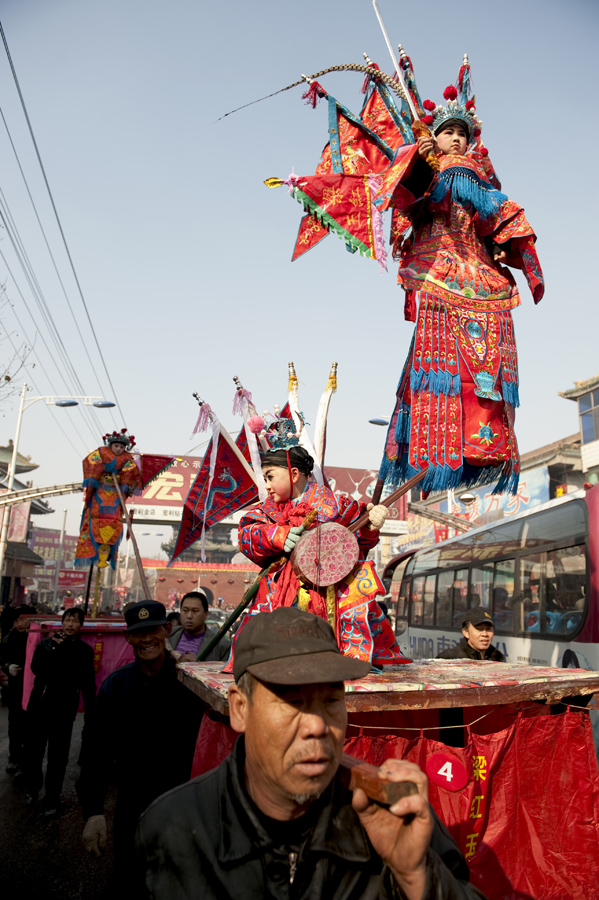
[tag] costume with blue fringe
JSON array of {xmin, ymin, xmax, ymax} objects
[
  {"xmin": 378, "ymin": 148, "xmax": 541, "ymax": 496},
  {"xmin": 266, "ymin": 51, "xmax": 544, "ymax": 497}
]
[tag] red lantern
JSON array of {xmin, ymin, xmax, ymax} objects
[
  {"xmin": 228, "ymin": 578, "xmax": 234, "ymax": 584},
  {"xmin": 177, "ymin": 578, "xmax": 184, "ymax": 583},
  {"xmin": 159, "ymin": 576, "xmax": 166, "ymax": 582},
  {"xmin": 211, "ymin": 578, "xmax": 217, "ymax": 584}
]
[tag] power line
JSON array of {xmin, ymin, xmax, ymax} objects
[
  {"xmin": 0, "ymin": 198, "xmax": 105, "ymax": 437},
  {"xmin": 0, "ymin": 105, "xmax": 117, "ymax": 427},
  {"xmin": 0, "ymin": 227, "xmax": 103, "ymax": 440},
  {"xmin": 0, "ymin": 246, "xmax": 103, "ymax": 443},
  {"xmin": 0, "ymin": 19, "xmax": 127, "ymax": 424},
  {"xmin": 2, "ymin": 328, "xmax": 88, "ymax": 458}
]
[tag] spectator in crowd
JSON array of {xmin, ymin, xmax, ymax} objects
[
  {"xmin": 1, "ymin": 605, "xmax": 34, "ymax": 775},
  {"xmin": 78, "ymin": 600, "xmax": 203, "ymax": 879},
  {"xmin": 169, "ymin": 591, "xmax": 230, "ymax": 662},
  {"xmin": 437, "ymin": 608, "xmax": 505, "ymax": 661},
  {"xmin": 136, "ymin": 607, "xmax": 485, "ymax": 900},
  {"xmin": 166, "ymin": 610, "xmax": 181, "ymax": 626},
  {"xmin": 24, "ymin": 607, "xmax": 96, "ymax": 815},
  {"xmin": 1, "ymin": 598, "xmax": 19, "ymax": 638}
]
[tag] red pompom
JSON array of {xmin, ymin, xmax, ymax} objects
[
  {"xmin": 421, "ymin": 115, "xmax": 434, "ymax": 126},
  {"xmin": 474, "ymin": 127, "xmax": 481, "ymax": 137},
  {"xmin": 423, "ymin": 99, "xmax": 436, "ymax": 111},
  {"xmin": 480, "ymin": 147, "xmax": 489, "ymax": 157},
  {"xmin": 465, "ymin": 100, "xmax": 476, "ymax": 110},
  {"xmin": 247, "ymin": 415, "xmax": 265, "ymax": 434},
  {"xmin": 443, "ymin": 85, "xmax": 458, "ymax": 101},
  {"xmin": 121, "ymin": 427, "xmax": 127, "ymax": 433}
]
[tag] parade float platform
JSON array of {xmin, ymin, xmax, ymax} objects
[{"xmin": 179, "ymin": 660, "xmax": 599, "ymax": 900}]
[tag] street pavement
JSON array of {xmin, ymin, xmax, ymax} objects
[{"xmin": 0, "ymin": 701, "xmax": 117, "ymax": 900}]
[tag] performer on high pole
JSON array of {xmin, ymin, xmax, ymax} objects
[
  {"xmin": 75, "ymin": 430, "xmax": 175, "ymax": 612},
  {"xmin": 265, "ymin": 38, "xmax": 543, "ymax": 498},
  {"xmin": 75, "ymin": 430, "xmax": 142, "ymax": 572}
]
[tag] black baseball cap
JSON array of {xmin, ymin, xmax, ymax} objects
[
  {"xmin": 233, "ymin": 607, "xmax": 371, "ymax": 685},
  {"xmin": 462, "ymin": 607, "xmax": 495, "ymax": 628},
  {"xmin": 125, "ymin": 600, "xmax": 168, "ymax": 633}
]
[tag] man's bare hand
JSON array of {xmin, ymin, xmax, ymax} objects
[
  {"xmin": 177, "ymin": 652, "xmax": 196, "ymax": 663},
  {"xmin": 417, "ymin": 135, "xmax": 435, "ymax": 160},
  {"xmin": 493, "ymin": 249, "xmax": 507, "ymax": 263},
  {"xmin": 82, "ymin": 814, "xmax": 107, "ymax": 857},
  {"xmin": 352, "ymin": 759, "xmax": 433, "ymax": 900}
]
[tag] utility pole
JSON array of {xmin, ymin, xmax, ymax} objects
[{"xmin": 52, "ymin": 508, "xmax": 67, "ymax": 609}]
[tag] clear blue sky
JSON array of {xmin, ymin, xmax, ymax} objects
[{"xmin": 0, "ymin": 0, "xmax": 597, "ymax": 557}]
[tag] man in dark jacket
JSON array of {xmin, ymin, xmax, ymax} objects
[
  {"xmin": 169, "ymin": 590, "xmax": 230, "ymax": 662},
  {"xmin": 78, "ymin": 600, "xmax": 203, "ymax": 872},
  {"xmin": 24, "ymin": 607, "xmax": 96, "ymax": 813},
  {"xmin": 1, "ymin": 605, "xmax": 33, "ymax": 775},
  {"xmin": 437, "ymin": 608, "xmax": 504, "ymax": 662},
  {"xmin": 136, "ymin": 607, "xmax": 486, "ymax": 900}
]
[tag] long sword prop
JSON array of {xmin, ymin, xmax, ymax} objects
[
  {"xmin": 371, "ymin": 1, "xmax": 439, "ymax": 171},
  {"xmin": 372, "ymin": 1, "xmax": 418, "ymax": 120}
]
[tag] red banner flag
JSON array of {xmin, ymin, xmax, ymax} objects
[{"xmin": 169, "ymin": 431, "xmax": 258, "ymax": 565}]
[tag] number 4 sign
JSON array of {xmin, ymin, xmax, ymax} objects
[{"xmin": 426, "ymin": 752, "xmax": 468, "ymax": 792}]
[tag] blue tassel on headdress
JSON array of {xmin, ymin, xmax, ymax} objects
[{"xmin": 430, "ymin": 166, "xmax": 508, "ymax": 220}]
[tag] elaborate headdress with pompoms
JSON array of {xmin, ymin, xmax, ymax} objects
[{"xmin": 103, "ymin": 428, "xmax": 136, "ymax": 450}]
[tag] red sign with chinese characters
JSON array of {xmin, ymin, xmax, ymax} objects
[{"xmin": 129, "ymin": 458, "xmax": 409, "ymax": 526}]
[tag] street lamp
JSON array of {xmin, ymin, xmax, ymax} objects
[
  {"xmin": 0, "ymin": 383, "xmax": 116, "ymax": 590},
  {"xmin": 368, "ymin": 417, "xmax": 390, "ymax": 426}
]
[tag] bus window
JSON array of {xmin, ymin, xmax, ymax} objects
[
  {"xmin": 470, "ymin": 566, "xmax": 493, "ymax": 609},
  {"xmin": 522, "ymin": 500, "xmax": 587, "ymax": 548},
  {"xmin": 493, "ymin": 559, "xmax": 515, "ymax": 633},
  {"xmin": 392, "ymin": 560, "xmax": 412, "ymax": 636},
  {"xmin": 423, "ymin": 574, "xmax": 435, "ymax": 626},
  {"xmin": 521, "ymin": 554, "xmax": 545, "ymax": 633},
  {"xmin": 546, "ymin": 545, "xmax": 586, "ymax": 636},
  {"xmin": 436, "ymin": 570, "xmax": 455, "ymax": 628},
  {"xmin": 451, "ymin": 568, "xmax": 469, "ymax": 626},
  {"xmin": 411, "ymin": 576, "xmax": 425, "ymax": 625}
]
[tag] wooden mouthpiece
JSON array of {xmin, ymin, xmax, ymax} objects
[{"xmin": 340, "ymin": 752, "xmax": 418, "ymax": 807}]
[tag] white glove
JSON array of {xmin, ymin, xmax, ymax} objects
[
  {"xmin": 83, "ymin": 814, "xmax": 107, "ymax": 857},
  {"xmin": 367, "ymin": 503, "xmax": 388, "ymax": 531},
  {"xmin": 8, "ymin": 664, "xmax": 22, "ymax": 677},
  {"xmin": 284, "ymin": 526, "xmax": 304, "ymax": 553}
]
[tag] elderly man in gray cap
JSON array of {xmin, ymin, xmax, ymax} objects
[{"xmin": 135, "ymin": 607, "xmax": 486, "ymax": 900}]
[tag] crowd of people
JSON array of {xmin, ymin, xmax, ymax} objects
[{"xmin": 0, "ymin": 584, "xmax": 497, "ymax": 899}]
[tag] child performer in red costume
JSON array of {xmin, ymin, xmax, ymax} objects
[
  {"xmin": 75, "ymin": 430, "xmax": 142, "ymax": 570},
  {"xmin": 229, "ymin": 446, "xmax": 409, "ymax": 667}
]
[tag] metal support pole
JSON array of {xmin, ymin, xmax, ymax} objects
[
  {"xmin": 52, "ymin": 508, "xmax": 67, "ymax": 609},
  {"xmin": 111, "ymin": 475, "xmax": 152, "ymax": 601},
  {"xmin": 83, "ymin": 564, "xmax": 94, "ymax": 615}
]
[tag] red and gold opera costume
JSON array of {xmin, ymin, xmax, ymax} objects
[
  {"xmin": 269, "ymin": 53, "xmax": 544, "ymax": 496},
  {"xmin": 75, "ymin": 440, "xmax": 142, "ymax": 569},
  {"xmin": 224, "ymin": 480, "xmax": 407, "ymax": 667},
  {"xmin": 377, "ymin": 145, "xmax": 543, "ymax": 494}
]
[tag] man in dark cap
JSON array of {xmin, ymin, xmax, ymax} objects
[
  {"xmin": 77, "ymin": 600, "xmax": 203, "ymax": 875},
  {"xmin": 437, "ymin": 608, "xmax": 505, "ymax": 662},
  {"xmin": 136, "ymin": 607, "xmax": 486, "ymax": 900}
]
